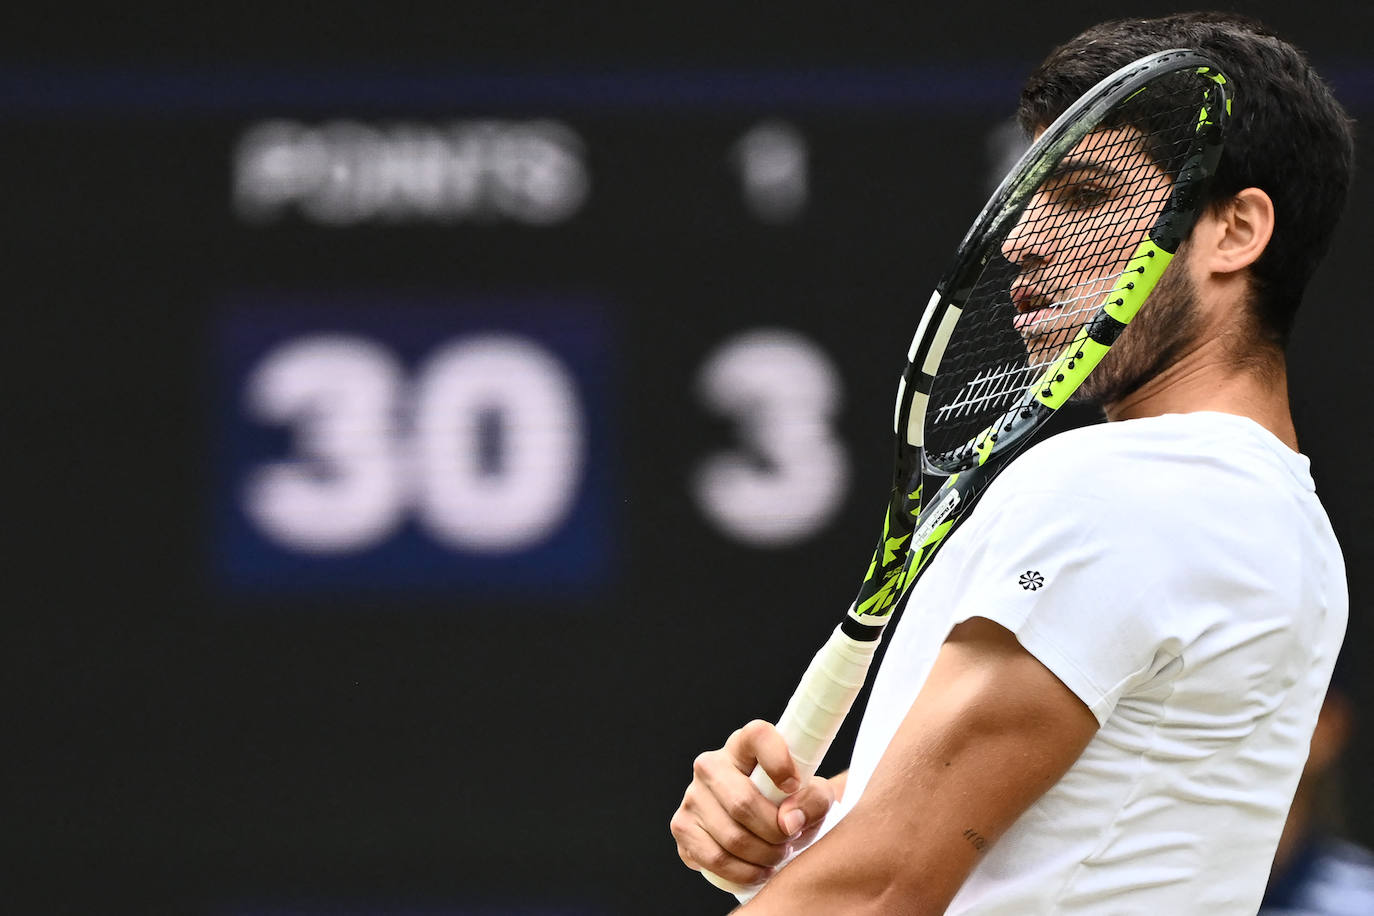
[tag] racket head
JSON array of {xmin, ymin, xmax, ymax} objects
[{"xmin": 895, "ymin": 49, "xmax": 1229, "ymax": 477}]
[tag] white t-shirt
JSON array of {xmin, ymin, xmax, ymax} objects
[{"xmin": 817, "ymin": 412, "xmax": 1348, "ymax": 914}]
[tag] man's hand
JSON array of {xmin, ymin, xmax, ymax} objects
[{"xmin": 670, "ymin": 720, "xmax": 841, "ymax": 888}]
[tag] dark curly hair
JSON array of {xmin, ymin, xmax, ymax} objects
[{"xmin": 1017, "ymin": 12, "xmax": 1355, "ymax": 347}]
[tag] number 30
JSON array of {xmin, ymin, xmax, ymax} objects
[{"xmin": 243, "ymin": 333, "xmax": 583, "ymax": 554}]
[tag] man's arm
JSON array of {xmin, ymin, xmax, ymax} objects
[{"xmin": 741, "ymin": 616, "xmax": 1099, "ymax": 914}]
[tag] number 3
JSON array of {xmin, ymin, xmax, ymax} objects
[{"xmin": 693, "ymin": 328, "xmax": 849, "ymax": 546}]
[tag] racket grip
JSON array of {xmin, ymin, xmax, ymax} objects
[{"xmin": 701, "ymin": 621, "xmax": 881, "ymax": 901}]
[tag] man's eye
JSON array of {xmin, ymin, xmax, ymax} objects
[{"xmin": 1061, "ymin": 184, "xmax": 1111, "ymax": 207}]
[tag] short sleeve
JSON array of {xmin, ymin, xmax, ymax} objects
[{"xmin": 937, "ymin": 482, "xmax": 1176, "ymax": 725}]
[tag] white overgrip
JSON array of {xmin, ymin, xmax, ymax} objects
[
  {"xmin": 701, "ymin": 621, "xmax": 881, "ymax": 900},
  {"xmin": 753, "ymin": 623, "xmax": 880, "ymax": 799}
]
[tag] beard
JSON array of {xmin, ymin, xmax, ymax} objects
[{"xmin": 1071, "ymin": 246, "xmax": 1203, "ymax": 406}]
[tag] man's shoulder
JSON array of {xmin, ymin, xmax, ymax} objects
[
  {"xmin": 999, "ymin": 411, "xmax": 1305, "ymax": 499},
  {"xmin": 973, "ymin": 411, "xmax": 1328, "ymax": 561}
]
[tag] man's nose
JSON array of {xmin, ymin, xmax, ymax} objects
[{"xmin": 1001, "ymin": 198, "xmax": 1054, "ymax": 269}]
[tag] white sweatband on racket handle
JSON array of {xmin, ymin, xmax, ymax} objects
[{"xmin": 701, "ymin": 617, "xmax": 881, "ymax": 901}]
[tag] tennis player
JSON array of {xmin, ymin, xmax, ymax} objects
[{"xmin": 671, "ymin": 13, "xmax": 1353, "ymax": 913}]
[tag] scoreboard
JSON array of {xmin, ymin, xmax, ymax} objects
[
  {"xmin": 10, "ymin": 11, "xmax": 1374, "ymax": 915},
  {"xmin": 192, "ymin": 76, "xmax": 1030, "ymax": 602}
]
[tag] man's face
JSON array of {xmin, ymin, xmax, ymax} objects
[{"xmin": 999, "ymin": 126, "xmax": 1199, "ymax": 403}]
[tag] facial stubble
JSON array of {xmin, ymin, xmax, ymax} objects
[{"xmin": 1071, "ymin": 245, "xmax": 1203, "ymax": 406}]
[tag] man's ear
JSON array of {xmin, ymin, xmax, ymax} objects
[{"xmin": 1196, "ymin": 188, "xmax": 1275, "ymax": 275}]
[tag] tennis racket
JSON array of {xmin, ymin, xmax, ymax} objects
[{"xmin": 703, "ymin": 48, "xmax": 1229, "ymax": 898}]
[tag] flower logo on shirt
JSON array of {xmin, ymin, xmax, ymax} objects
[{"xmin": 1018, "ymin": 570, "xmax": 1045, "ymax": 591}]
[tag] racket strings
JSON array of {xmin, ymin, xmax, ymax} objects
[
  {"xmin": 923, "ymin": 91, "xmax": 1204, "ymax": 468},
  {"xmin": 934, "ymin": 259, "xmax": 1149, "ymax": 422},
  {"xmin": 934, "ymin": 361, "xmax": 1040, "ymax": 421}
]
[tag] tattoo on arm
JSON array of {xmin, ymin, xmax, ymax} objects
[{"xmin": 962, "ymin": 828, "xmax": 987, "ymax": 852}]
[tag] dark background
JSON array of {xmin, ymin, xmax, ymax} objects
[{"xmin": 8, "ymin": 3, "xmax": 1372, "ymax": 914}]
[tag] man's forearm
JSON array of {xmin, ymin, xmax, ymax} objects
[
  {"xmin": 736, "ymin": 619, "xmax": 1097, "ymax": 913},
  {"xmin": 737, "ymin": 806, "xmax": 967, "ymax": 916}
]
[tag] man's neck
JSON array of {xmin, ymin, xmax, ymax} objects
[{"xmin": 1103, "ymin": 342, "xmax": 1298, "ymax": 451}]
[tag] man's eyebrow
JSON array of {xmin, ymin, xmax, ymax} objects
[{"xmin": 1048, "ymin": 158, "xmax": 1121, "ymax": 182}]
